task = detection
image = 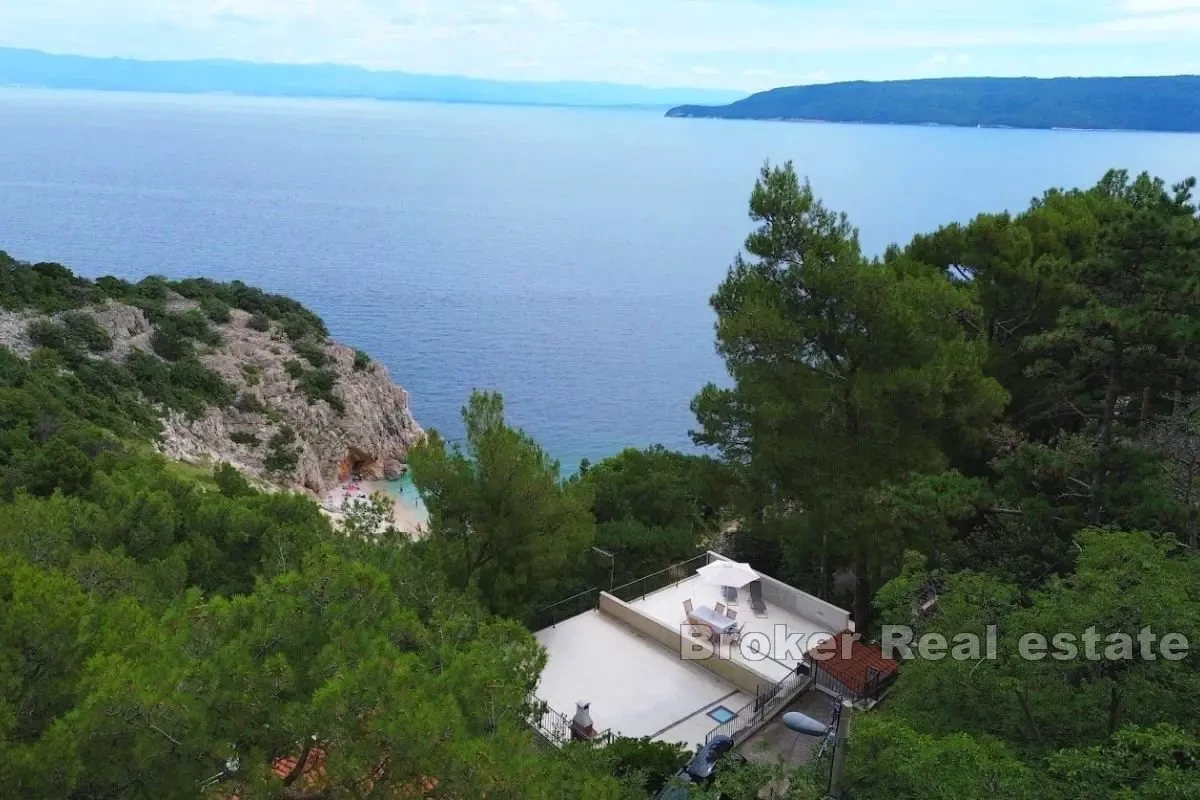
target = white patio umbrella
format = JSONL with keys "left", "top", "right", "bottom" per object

{"left": 696, "top": 560, "right": 758, "bottom": 588}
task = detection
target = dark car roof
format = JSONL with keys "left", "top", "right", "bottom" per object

{"left": 685, "top": 735, "right": 735, "bottom": 780}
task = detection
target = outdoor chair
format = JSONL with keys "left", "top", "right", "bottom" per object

{"left": 749, "top": 580, "right": 768, "bottom": 618}
{"left": 683, "top": 598, "right": 694, "bottom": 616}
{"left": 725, "top": 608, "right": 737, "bottom": 620}
{"left": 722, "top": 585, "right": 739, "bottom": 605}
{"left": 714, "top": 602, "right": 726, "bottom": 615}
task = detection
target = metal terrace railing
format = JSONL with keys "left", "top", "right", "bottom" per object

{"left": 526, "top": 587, "right": 600, "bottom": 631}
{"left": 526, "top": 695, "right": 614, "bottom": 748}
{"left": 609, "top": 552, "right": 715, "bottom": 603}
{"left": 528, "top": 696, "right": 574, "bottom": 746}
{"left": 705, "top": 669, "right": 812, "bottom": 745}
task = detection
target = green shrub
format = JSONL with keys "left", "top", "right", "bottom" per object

{"left": 247, "top": 313, "right": 271, "bottom": 332}
{"left": 127, "top": 349, "right": 234, "bottom": 418}
{"left": 230, "top": 431, "right": 260, "bottom": 447}
{"left": 213, "top": 462, "right": 254, "bottom": 497}
{"left": 241, "top": 364, "right": 262, "bottom": 386}
{"left": 293, "top": 339, "right": 328, "bottom": 368}
{"left": 62, "top": 312, "right": 113, "bottom": 353}
{"left": 28, "top": 314, "right": 113, "bottom": 361}
{"left": 151, "top": 310, "right": 224, "bottom": 361}
{"left": 598, "top": 737, "right": 692, "bottom": 796}
{"left": 199, "top": 296, "right": 232, "bottom": 324}
{"left": 136, "top": 275, "right": 170, "bottom": 300}
{"left": 168, "top": 359, "right": 235, "bottom": 409}
{"left": 74, "top": 358, "right": 137, "bottom": 396}
{"left": 268, "top": 425, "right": 296, "bottom": 449}
{"left": 283, "top": 360, "right": 306, "bottom": 380}
{"left": 168, "top": 309, "right": 222, "bottom": 347}
{"left": 353, "top": 350, "right": 371, "bottom": 371}
{"left": 0, "top": 256, "right": 99, "bottom": 312}
{"left": 150, "top": 327, "right": 193, "bottom": 362}
{"left": 281, "top": 312, "right": 324, "bottom": 343}
{"left": 26, "top": 320, "right": 71, "bottom": 353}
{"left": 127, "top": 278, "right": 170, "bottom": 322}
{"left": 298, "top": 369, "right": 343, "bottom": 413}
{"left": 300, "top": 369, "right": 335, "bottom": 395}
{"left": 93, "top": 276, "right": 128, "bottom": 299}
{"left": 131, "top": 296, "right": 167, "bottom": 323}
{"left": 264, "top": 425, "right": 300, "bottom": 475}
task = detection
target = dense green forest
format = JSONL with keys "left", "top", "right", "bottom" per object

{"left": 3, "top": 161, "right": 1200, "bottom": 798}
{"left": 666, "top": 76, "right": 1200, "bottom": 132}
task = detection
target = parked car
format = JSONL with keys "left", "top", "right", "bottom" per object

{"left": 655, "top": 736, "right": 747, "bottom": 799}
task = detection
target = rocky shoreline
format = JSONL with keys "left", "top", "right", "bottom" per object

{"left": 0, "top": 297, "right": 425, "bottom": 497}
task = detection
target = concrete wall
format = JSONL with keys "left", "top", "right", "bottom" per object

{"left": 598, "top": 592, "right": 770, "bottom": 696}
{"left": 706, "top": 551, "right": 853, "bottom": 635}
{"left": 758, "top": 573, "right": 852, "bottom": 634}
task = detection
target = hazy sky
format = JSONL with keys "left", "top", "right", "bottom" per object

{"left": 4, "top": 0, "right": 1200, "bottom": 91}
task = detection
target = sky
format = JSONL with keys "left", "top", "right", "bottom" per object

{"left": 4, "top": 0, "right": 1200, "bottom": 92}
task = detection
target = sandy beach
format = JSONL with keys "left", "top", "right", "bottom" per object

{"left": 321, "top": 478, "right": 430, "bottom": 537}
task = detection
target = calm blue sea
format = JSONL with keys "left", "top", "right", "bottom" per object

{"left": 3, "top": 89, "right": 1200, "bottom": 470}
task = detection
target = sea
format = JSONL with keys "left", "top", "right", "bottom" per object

{"left": 3, "top": 88, "right": 1200, "bottom": 473}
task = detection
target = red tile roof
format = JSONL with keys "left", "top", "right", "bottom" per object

{"left": 811, "top": 631, "right": 899, "bottom": 695}
{"left": 271, "top": 746, "right": 327, "bottom": 787}
{"left": 223, "top": 744, "right": 438, "bottom": 799}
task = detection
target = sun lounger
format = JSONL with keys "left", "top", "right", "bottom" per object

{"left": 749, "top": 580, "right": 768, "bottom": 618}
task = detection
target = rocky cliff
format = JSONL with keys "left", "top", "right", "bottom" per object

{"left": 0, "top": 297, "right": 424, "bottom": 496}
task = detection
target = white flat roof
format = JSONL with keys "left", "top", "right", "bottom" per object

{"left": 534, "top": 609, "right": 752, "bottom": 750}
{"left": 626, "top": 574, "right": 836, "bottom": 679}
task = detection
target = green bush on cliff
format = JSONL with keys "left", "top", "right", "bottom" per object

{"left": 281, "top": 311, "right": 324, "bottom": 342}
{"left": 298, "top": 368, "right": 343, "bottom": 413}
{"left": 62, "top": 311, "right": 113, "bottom": 353}
{"left": 126, "top": 349, "right": 234, "bottom": 418}
{"left": 26, "top": 319, "right": 74, "bottom": 354}
{"left": 283, "top": 359, "right": 305, "bottom": 379}
{"left": 25, "top": 314, "right": 113, "bottom": 362}
{"left": 0, "top": 253, "right": 100, "bottom": 312}
{"left": 230, "top": 430, "right": 260, "bottom": 447}
{"left": 293, "top": 338, "right": 328, "bottom": 367}
{"left": 247, "top": 312, "right": 271, "bottom": 332}
{"left": 199, "top": 295, "right": 232, "bottom": 323}
{"left": 149, "top": 326, "right": 193, "bottom": 361}
{"left": 264, "top": 424, "right": 300, "bottom": 475}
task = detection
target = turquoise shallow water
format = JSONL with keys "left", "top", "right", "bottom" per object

{"left": 364, "top": 474, "right": 430, "bottom": 522}
{"left": 3, "top": 90, "right": 1200, "bottom": 470}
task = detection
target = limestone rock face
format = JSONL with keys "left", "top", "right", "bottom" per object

{"left": 0, "top": 301, "right": 424, "bottom": 497}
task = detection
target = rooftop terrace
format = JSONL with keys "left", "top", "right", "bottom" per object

{"left": 532, "top": 552, "right": 852, "bottom": 750}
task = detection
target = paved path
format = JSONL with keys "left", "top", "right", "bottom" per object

{"left": 737, "top": 690, "right": 837, "bottom": 770}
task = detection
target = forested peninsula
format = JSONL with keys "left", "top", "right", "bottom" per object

{"left": 3, "top": 163, "right": 1200, "bottom": 798}
{"left": 667, "top": 75, "right": 1200, "bottom": 132}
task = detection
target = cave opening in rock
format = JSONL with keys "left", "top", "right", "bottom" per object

{"left": 339, "top": 448, "right": 383, "bottom": 482}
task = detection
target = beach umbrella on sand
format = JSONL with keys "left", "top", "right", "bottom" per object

{"left": 696, "top": 560, "right": 758, "bottom": 588}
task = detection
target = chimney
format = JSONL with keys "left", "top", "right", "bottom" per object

{"left": 571, "top": 700, "right": 595, "bottom": 741}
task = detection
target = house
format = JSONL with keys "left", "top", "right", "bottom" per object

{"left": 531, "top": 552, "right": 855, "bottom": 750}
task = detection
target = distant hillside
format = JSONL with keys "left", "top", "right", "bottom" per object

{"left": 666, "top": 76, "right": 1200, "bottom": 132}
{"left": 0, "top": 47, "right": 744, "bottom": 109}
